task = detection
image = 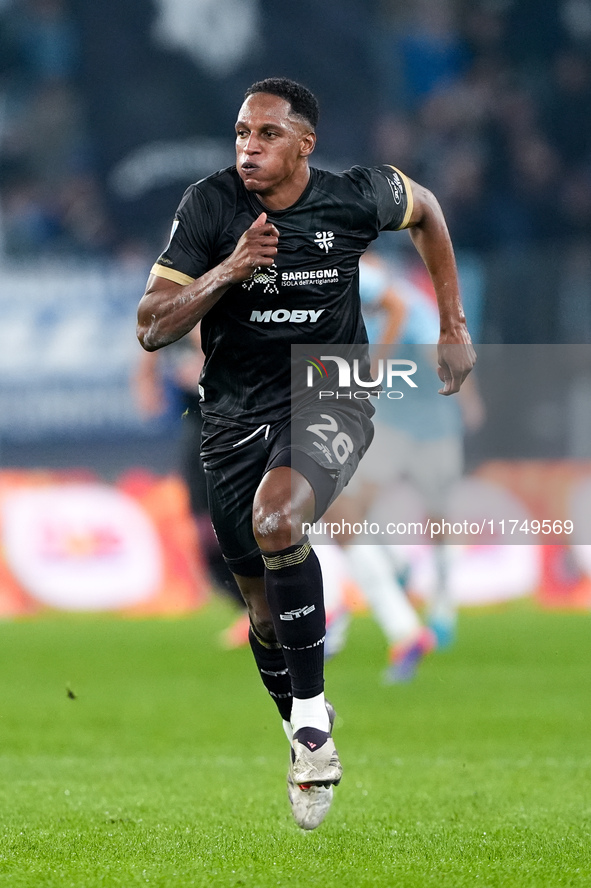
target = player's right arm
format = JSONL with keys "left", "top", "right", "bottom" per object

{"left": 137, "top": 212, "right": 279, "bottom": 351}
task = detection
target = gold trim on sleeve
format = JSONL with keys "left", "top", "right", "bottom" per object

{"left": 388, "top": 166, "right": 414, "bottom": 230}
{"left": 150, "top": 263, "right": 195, "bottom": 286}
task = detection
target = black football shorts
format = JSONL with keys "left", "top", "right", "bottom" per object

{"left": 200, "top": 401, "right": 374, "bottom": 577}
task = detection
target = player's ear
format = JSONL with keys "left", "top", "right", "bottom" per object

{"left": 300, "top": 132, "right": 316, "bottom": 157}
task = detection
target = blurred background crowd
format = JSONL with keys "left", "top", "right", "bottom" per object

{"left": 1, "top": 0, "right": 590, "bottom": 325}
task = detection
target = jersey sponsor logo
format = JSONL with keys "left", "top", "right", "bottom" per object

{"left": 242, "top": 263, "right": 279, "bottom": 295}
{"left": 314, "top": 230, "right": 334, "bottom": 252}
{"left": 249, "top": 309, "right": 325, "bottom": 323}
{"left": 281, "top": 268, "right": 339, "bottom": 287}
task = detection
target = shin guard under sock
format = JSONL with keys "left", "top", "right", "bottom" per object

{"left": 248, "top": 625, "right": 292, "bottom": 721}
{"left": 261, "top": 539, "right": 326, "bottom": 700}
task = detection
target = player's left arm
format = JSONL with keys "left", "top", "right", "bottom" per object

{"left": 404, "top": 180, "right": 476, "bottom": 395}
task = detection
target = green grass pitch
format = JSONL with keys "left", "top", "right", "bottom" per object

{"left": 0, "top": 599, "right": 589, "bottom": 887}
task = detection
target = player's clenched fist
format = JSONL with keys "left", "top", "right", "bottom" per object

{"left": 437, "top": 338, "right": 477, "bottom": 395}
{"left": 225, "top": 212, "right": 279, "bottom": 282}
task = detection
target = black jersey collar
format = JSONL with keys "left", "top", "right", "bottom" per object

{"left": 243, "top": 167, "right": 317, "bottom": 218}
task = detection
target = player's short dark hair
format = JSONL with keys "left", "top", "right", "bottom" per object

{"left": 244, "top": 78, "right": 319, "bottom": 130}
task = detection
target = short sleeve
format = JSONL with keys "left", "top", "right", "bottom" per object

{"left": 150, "top": 184, "right": 216, "bottom": 285}
{"left": 369, "top": 165, "right": 414, "bottom": 232}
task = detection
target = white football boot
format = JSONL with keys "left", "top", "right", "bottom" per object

{"left": 287, "top": 701, "right": 339, "bottom": 830}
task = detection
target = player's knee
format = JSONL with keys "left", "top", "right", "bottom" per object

{"left": 252, "top": 500, "right": 293, "bottom": 551}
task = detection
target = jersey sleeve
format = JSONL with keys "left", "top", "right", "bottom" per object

{"left": 150, "top": 184, "right": 217, "bottom": 286}
{"left": 367, "top": 165, "right": 414, "bottom": 232}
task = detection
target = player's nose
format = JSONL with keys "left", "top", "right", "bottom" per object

{"left": 244, "top": 134, "right": 261, "bottom": 154}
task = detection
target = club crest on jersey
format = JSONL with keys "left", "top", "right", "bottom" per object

{"left": 242, "top": 263, "right": 279, "bottom": 295}
{"left": 314, "top": 231, "right": 334, "bottom": 252}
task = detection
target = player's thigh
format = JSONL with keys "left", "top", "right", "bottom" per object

{"left": 289, "top": 402, "right": 375, "bottom": 519}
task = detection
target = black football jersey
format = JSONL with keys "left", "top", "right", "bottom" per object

{"left": 151, "top": 164, "right": 413, "bottom": 426}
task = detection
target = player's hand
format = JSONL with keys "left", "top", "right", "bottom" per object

{"left": 437, "top": 330, "right": 476, "bottom": 395}
{"left": 225, "top": 212, "right": 279, "bottom": 283}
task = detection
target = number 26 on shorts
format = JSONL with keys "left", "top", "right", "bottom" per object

{"left": 306, "top": 414, "right": 354, "bottom": 465}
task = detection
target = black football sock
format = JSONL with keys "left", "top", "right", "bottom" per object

{"left": 248, "top": 624, "right": 292, "bottom": 721}
{"left": 261, "top": 538, "right": 326, "bottom": 700}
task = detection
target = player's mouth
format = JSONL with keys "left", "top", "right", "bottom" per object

{"left": 241, "top": 162, "right": 260, "bottom": 176}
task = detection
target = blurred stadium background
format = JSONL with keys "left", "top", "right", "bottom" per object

{"left": 1, "top": 0, "right": 591, "bottom": 616}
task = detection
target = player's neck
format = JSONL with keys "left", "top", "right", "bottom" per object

{"left": 255, "top": 167, "right": 311, "bottom": 212}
